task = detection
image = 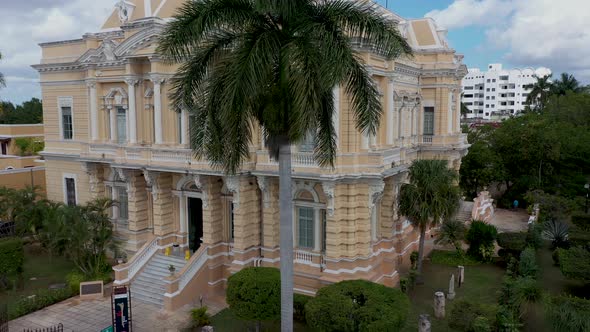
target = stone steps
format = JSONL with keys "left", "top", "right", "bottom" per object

{"left": 131, "top": 254, "right": 187, "bottom": 307}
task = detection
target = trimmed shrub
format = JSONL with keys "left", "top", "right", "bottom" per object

{"left": 448, "top": 299, "right": 497, "bottom": 331}
{"left": 518, "top": 248, "right": 538, "bottom": 278}
{"left": 8, "top": 288, "right": 72, "bottom": 320}
{"left": 66, "top": 271, "right": 85, "bottom": 295}
{"left": 305, "top": 280, "right": 409, "bottom": 332}
{"left": 525, "top": 223, "right": 542, "bottom": 250}
{"left": 558, "top": 247, "right": 590, "bottom": 282}
{"left": 497, "top": 232, "right": 527, "bottom": 258}
{"left": 545, "top": 296, "right": 590, "bottom": 332}
{"left": 293, "top": 293, "right": 311, "bottom": 322}
{"left": 466, "top": 221, "right": 498, "bottom": 261}
{"left": 0, "top": 237, "right": 24, "bottom": 287}
{"left": 569, "top": 227, "right": 590, "bottom": 248}
{"left": 571, "top": 213, "right": 590, "bottom": 232}
{"left": 190, "top": 306, "right": 211, "bottom": 327}
{"left": 226, "top": 267, "right": 280, "bottom": 323}
{"left": 410, "top": 251, "right": 419, "bottom": 269}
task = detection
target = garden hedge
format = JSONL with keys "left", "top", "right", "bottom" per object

{"left": 558, "top": 247, "right": 590, "bottom": 282}
{"left": 9, "top": 288, "right": 72, "bottom": 320}
{"left": 448, "top": 299, "right": 497, "bottom": 331}
{"left": 0, "top": 237, "right": 24, "bottom": 276}
{"left": 571, "top": 213, "right": 590, "bottom": 232}
{"left": 546, "top": 295, "right": 590, "bottom": 332}
{"left": 496, "top": 232, "right": 527, "bottom": 253}
{"left": 305, "top": 279, "right": 409, "bottom": 332}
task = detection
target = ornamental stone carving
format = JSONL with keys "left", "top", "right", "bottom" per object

{"left": 115, "top": 1, "right": 135, "bottom": 24}
{"left": 224, "top": 176, "right": 240, "bottom": 209}
{"left": 256, "top": 176, "right": 271, "bottom": 209}
{"left": 143, "top": 169, "right": 159, "bottom": 195}
{"left": 369, "top": 180, "right": 385, "bottom": 210}
{"left": 82, "top": 162, "right": 100, "bottom": 193}
{"left": 321, "top": 182, "right": 336, "bottom": 217}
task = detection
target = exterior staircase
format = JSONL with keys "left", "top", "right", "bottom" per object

{"left": 456, "top": 201, "right": 474, "bottom": 224}
{"left": 131, "top": 254, "right": 187, "bottom": 306}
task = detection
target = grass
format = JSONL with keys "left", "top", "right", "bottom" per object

{"left": 0, "top": 244, "right": 75, "bottom": 307}
{"left": 401, "top": 257, "right": 505, "bottom": 332}
{"left": 430, "top": 249, "right": 482, "bottom": 266}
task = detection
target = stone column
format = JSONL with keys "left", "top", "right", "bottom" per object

{"left": 387, "top": 78, "right": 395, "bottom": 145}
{"left": 82, "top": 162, "right": 104, "bottom": 199}
{"left": 125, "top": 79, "right": 139, "bottom": 144}
{"left": 447, "top": 274, "right": 456, "bottom": 300}
{"left": 369, "top": 181, "right": 385, "bottom": 242}
{"left": 153, "top": 173, "right": 174, "bottom": 236}
{"left": 109, "top": 106, "right": 117, "bottom": 143}
{"left": 258, "top": 176, "right": 279, "bottom": 250}
{"left": 87, "top": 81, "right": 98, "bottom": 141}
{"left": 434, "top": 292, "right": 446, "bottom": 319}
{"left": 448, "top": 89, "right": 454, "bottom": 135}
{"left": 227, "top": 175, "right": 261, "bottom": 251}
{"left": 181, "top": 109, "right": 189, "bottom": 146}
{"left": 151, "top": 76, "right": 165, "bottom": 145}
{"left": 419, "top": 314, "right": 431, "bottom": 332}
{"left": 458, "top": 265, "right": 465, "bottom": 286}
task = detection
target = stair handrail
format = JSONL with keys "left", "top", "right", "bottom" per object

{"left": 175, "top": 245, "right": 209, "bottom": 291}
{"left": 113, "top": 235, "right": 159, "bottom": 284}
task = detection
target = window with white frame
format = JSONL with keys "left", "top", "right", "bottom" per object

{"left": 64, "top": 177, "right": 76, "bottom": 206}
{"left": 107, "top": 172, "right": 129, "bottom": 225}
{"left": 59, "top": 97, "right": 74, "bottom": 140}
{"left": 294, "top": 187, "right": 326, "bottom": 251}
{"left": 423, "top": 107, "right": 434, "bottom": 136}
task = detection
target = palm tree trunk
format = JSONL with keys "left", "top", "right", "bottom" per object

{"left": 416, "top": 224, "right": 427, "bottom": 283}
{"left": 278, "top": 142, "right": 294, "bottom": 332}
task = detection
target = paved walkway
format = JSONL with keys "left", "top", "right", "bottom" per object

{"left": 9, "top": 291, "right": 227, "bottom": 332}
{"left": 489, "top": 208, "right": 530, "bottom": 233}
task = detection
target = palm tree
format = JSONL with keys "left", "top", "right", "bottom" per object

{"left": 0, "top": 52, "right": 5, "bottom": 88}
{"left": 551, "top": 72, "right": 583, "bottom": 96}
{"left": 399, "top": 160, "right": 460, "bottom": 278}
{"left": 525, "top": 74, "right": 552, "bottom": 110}
{"left": 157, "top": 1, "right": 412, "bottom": 329}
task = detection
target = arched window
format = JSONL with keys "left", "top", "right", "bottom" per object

{"left": 293, "top": 185, "right": 326, "bottom": 252}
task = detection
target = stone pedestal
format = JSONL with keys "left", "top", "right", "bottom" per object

{"left": 447, "top": 274, "right": 456, "bottom": 300}
{"left": 458, "top": 265, "right": 465, "bottom": 286}
{"left": 434, "top": 291, "right": 446, "bottom": 319}
{"left": 419, "top": 314, "right": 431, "bottom": 332}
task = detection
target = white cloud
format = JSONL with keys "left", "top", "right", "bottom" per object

{"left": 0, "top": 0, "right": 115, "bottom": 104}
{"left": 425, "top": 0, "right": 590, "bottom": 82}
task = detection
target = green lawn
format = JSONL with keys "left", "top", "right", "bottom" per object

{"left": 401, "top": 258, "right": 505, "bottom": 332}
{"left": 0, "top": 244, "right": 75, "bottom": 307}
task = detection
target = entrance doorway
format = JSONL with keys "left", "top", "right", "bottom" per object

{"left": 187, "top": 197, "right": 203, "bottom": 252}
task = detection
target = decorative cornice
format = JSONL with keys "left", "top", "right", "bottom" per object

{"left": 256, "top": 176, "right": 271, "bottom": 209}
{"left": 369, "top": 180, "right": 385, "bottom": 209}
{"left": 143, "top": 169, "right": 159, "bottom": 195}
{"left": 225, "top": 176, "right": 241, "bottom": 209}
{"left": 321, "top": 182, "right": 335, "bottom": 217}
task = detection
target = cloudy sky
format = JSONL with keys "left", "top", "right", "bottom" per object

{"left": 0, "top": 0, "right": 589, "bottom": 104}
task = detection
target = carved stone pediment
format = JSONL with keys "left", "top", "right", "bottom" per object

{"left": 79, "top": 39, "right": 120, "bottom": 63}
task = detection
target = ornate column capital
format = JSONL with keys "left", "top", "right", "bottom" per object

{"left": 143, "top": 169, "right": 159, "bottom": 195}
{"left": 256, "top": 176, "right": 271, "bottom": 209}
{"left": 225, "top": 176, "right": 241, "bottom": 209}
{"left": 86, "top": 80, "right": 97, "bottom": 89}
{"left": 368, "top": 180, "right": 385, "bottom": 210}
{"left": 125, "top": 78, "right": 139, "bottom": 86}
{"left": 321, "top": 181, "right": 336, "bottom": 217}
{"left": 149, "top": 75, "right": 166, "bottom": 85}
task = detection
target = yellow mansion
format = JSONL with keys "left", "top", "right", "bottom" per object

{"left": 34, "top": 0, "right": 468, "bottom": 310}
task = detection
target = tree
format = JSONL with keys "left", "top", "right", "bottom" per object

{"left": 399, "top": 160, "right": 460, "bottom": 277}
{"left": 305, "top": 279, "right": 409, "bottom": 332}
{"left": 552, "top": 72, "right": 584, "bottom": 96}
{"left": 226, "top": 267, "right": 280, "bottom": 331}
{"left": 0, "top": 98, "right": 43, "bottom": 124}
{"left": 156, "top": 1, "right": 412, "bottom": 329}
{"left": 525, "top": 74, "right": 552, "bottom": 111}
{"left": 435, "top": 219, "right": 466, "bottom": 253}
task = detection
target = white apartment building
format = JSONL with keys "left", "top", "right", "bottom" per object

{"left": 462, "top": 64, "right": 551, "bottom": 121}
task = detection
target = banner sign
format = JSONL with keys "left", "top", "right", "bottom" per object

{"left": 111, "top": 285, "right": 132, "bottom": 332}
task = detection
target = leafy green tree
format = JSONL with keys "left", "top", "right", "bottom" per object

{"left": 0, "top": 237, "right": 24, "bottom": 289}
{"left": 226, "top": 267, "right": 280, "bottom": 331}
{"left": 305, "top": 280, "right": 409, "bottom": 332}
{"left": 157, "top": 1, "right": 411, "bottom": 328}
{"left": 552, "top": 72, "right": 584, "bottom": 96}
{"left": 0, "top": 98, "right": 43, "bottom": 124}
{"left": 0, "top": 186, "right": 47, "bottom": 235}
{"left": 399, "top": 160, "right": 460, "bottom": 276}
{"left": 465, "top": 220, "right": 497, "bottom": 261}
{"left": 525, "top": 74, "right": 553, "bottom": 111}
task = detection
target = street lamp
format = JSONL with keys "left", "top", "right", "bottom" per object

{"left": 585, "top": 183, "right": 589, "bottom": 214}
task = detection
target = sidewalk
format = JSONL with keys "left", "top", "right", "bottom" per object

{"left": 8, "top": 292, "right": 225, "bottom": 332}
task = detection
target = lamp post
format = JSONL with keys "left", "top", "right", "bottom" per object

{"left": 585, "top": 183, "right": 589, "bottom": 214}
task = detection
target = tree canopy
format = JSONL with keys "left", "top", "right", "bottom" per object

{"left": 0, "top": 98, "right": 43, "bottom": 124}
